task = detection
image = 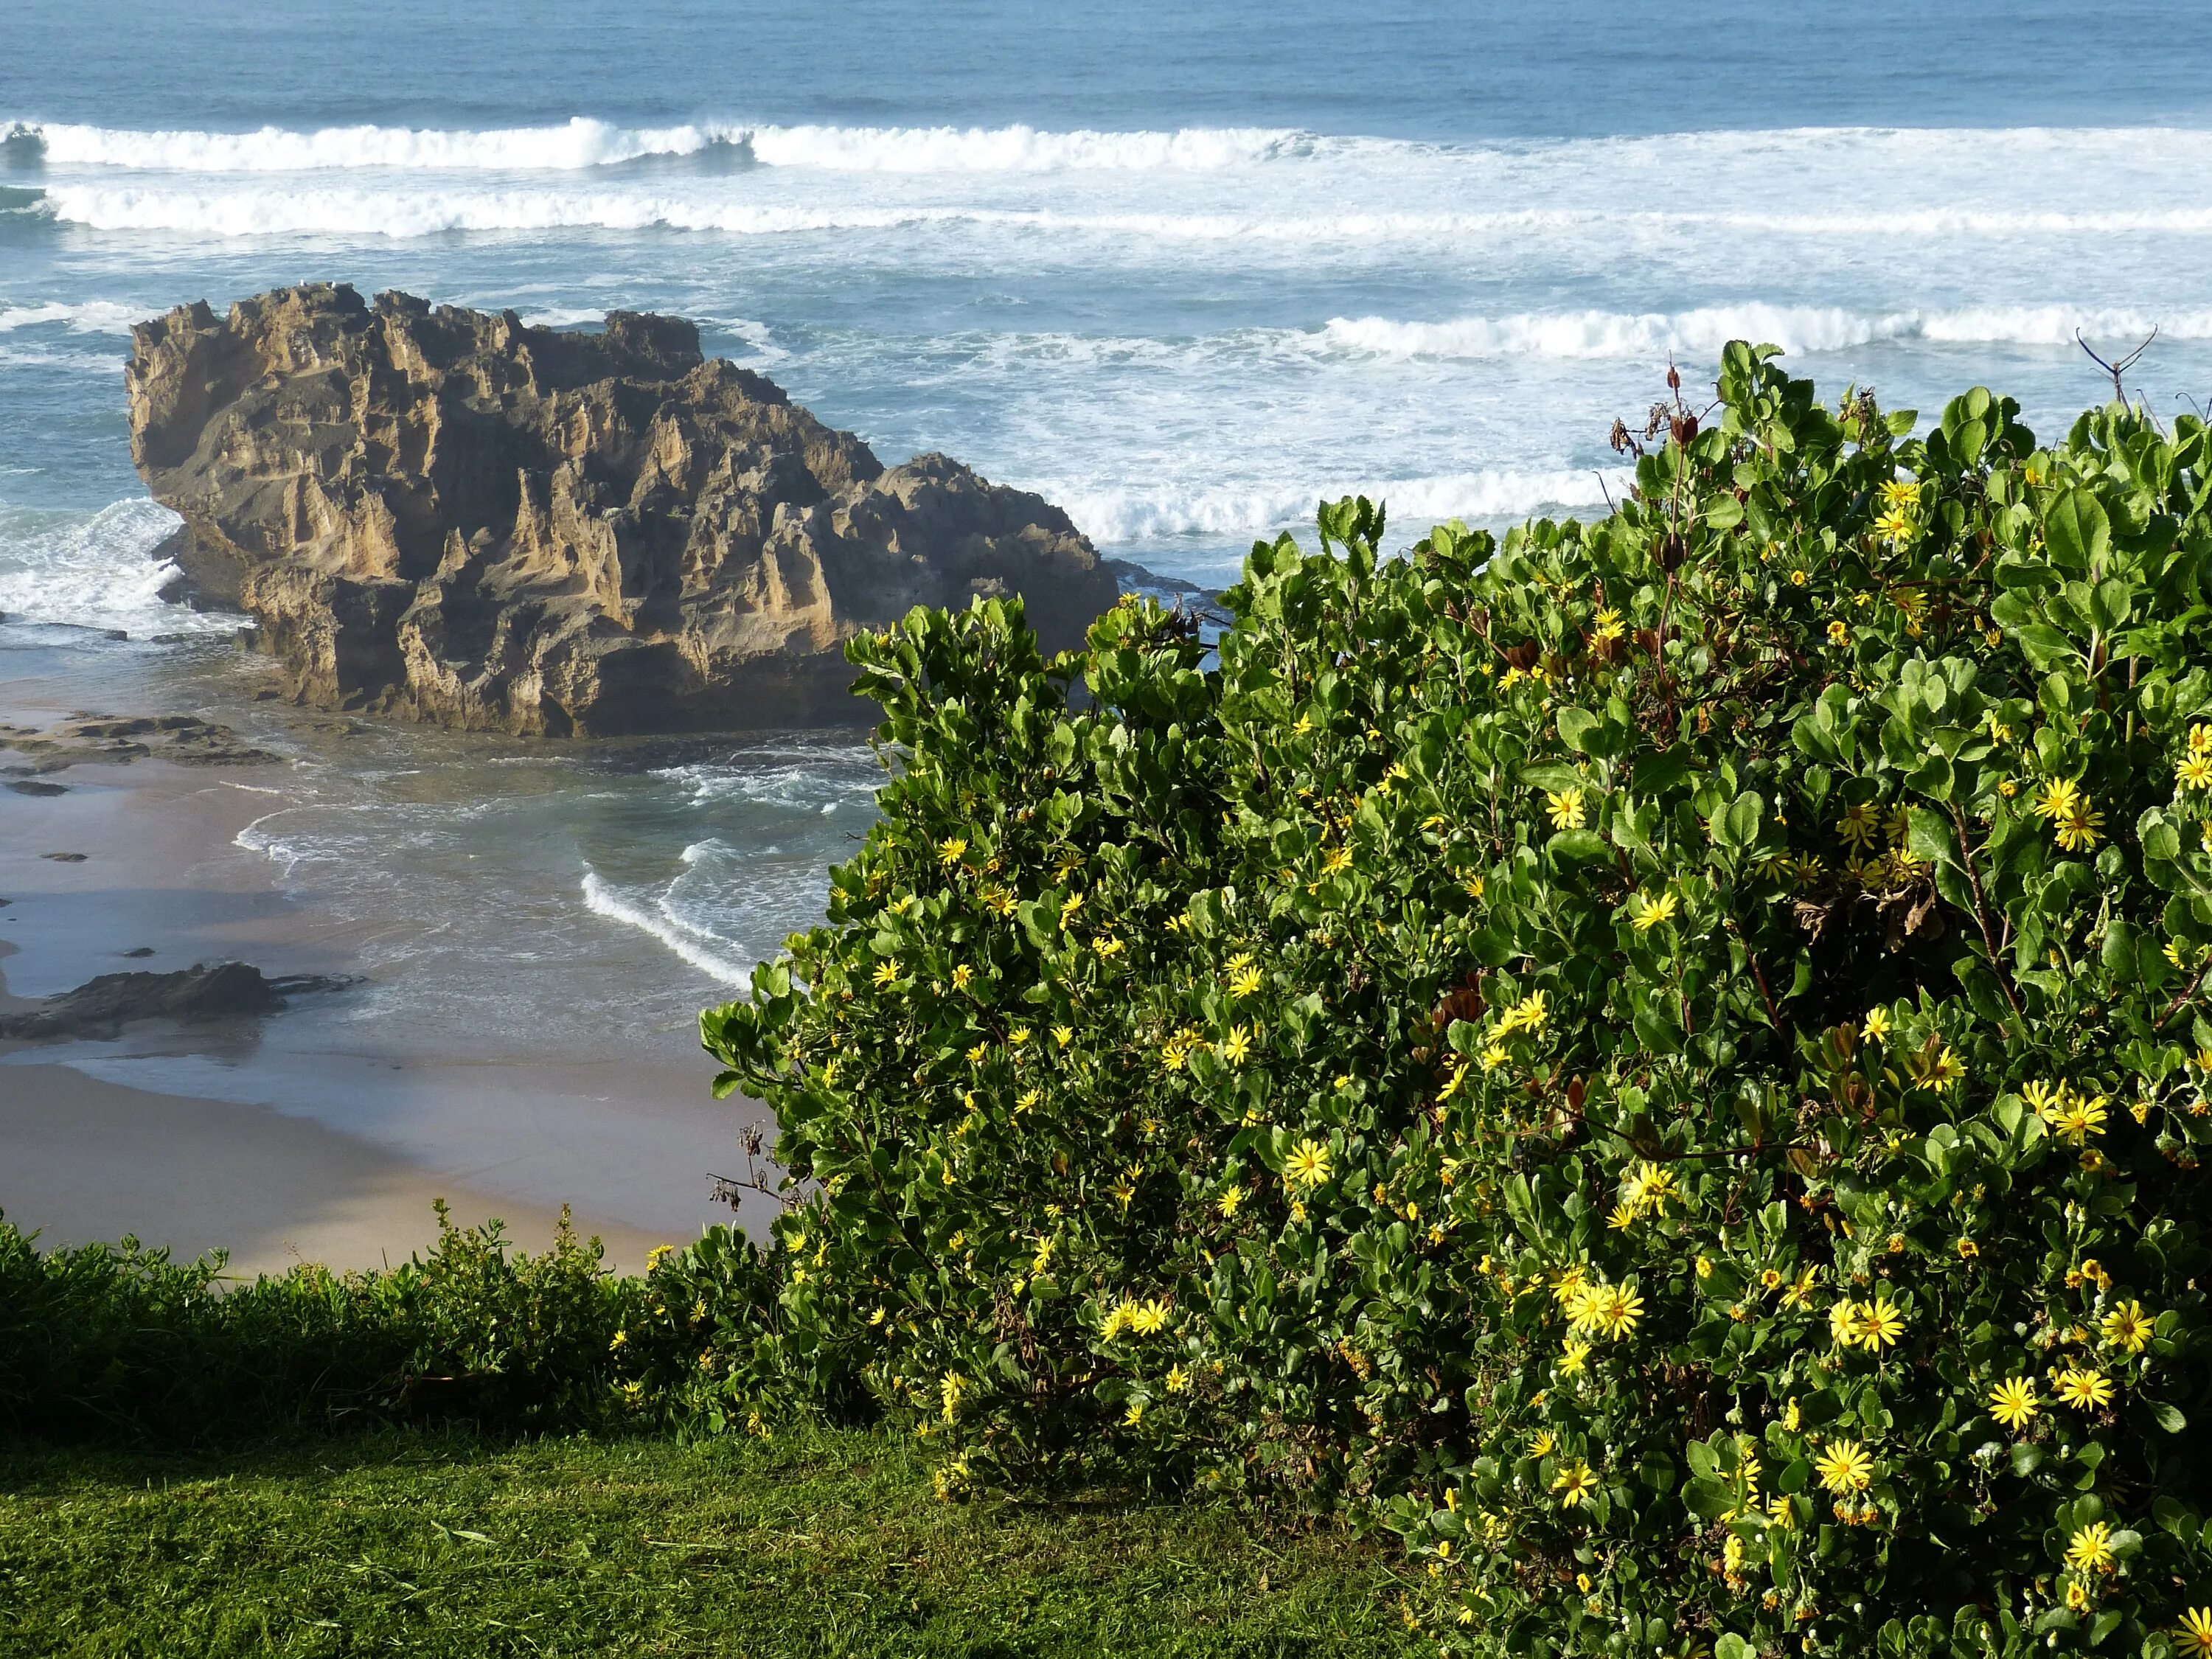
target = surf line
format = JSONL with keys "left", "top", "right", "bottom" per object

{"left": 579, "top": 863, "right": 753, "bottom": 988}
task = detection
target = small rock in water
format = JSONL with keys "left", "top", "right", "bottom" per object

{"left": 0, "top": 961, "right": 351, "bottom": 1041}
{"left": 6, "top": 779, "right": 66, "bottom": 796}
{"left": 41, "top": 852, "right": 88, "bottom": 862}
{"left": 122, "top": 946, "right": 155, "bottom": 958}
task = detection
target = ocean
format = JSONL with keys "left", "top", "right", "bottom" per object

{"left": 6, "top": 0, "right": 2212, "bottom": 1237}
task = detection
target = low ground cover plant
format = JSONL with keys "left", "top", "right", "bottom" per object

{"left": 0, "top": 1203, "right": 782, "bottom": 1439}
{"left": 703, "top": 348, "right": 2212, "bottom": 1656}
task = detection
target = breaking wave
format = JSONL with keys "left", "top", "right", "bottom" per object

{"left": 4, "top": 116, "right": 1318, "bottom": 175}
{"left": 0, "top": 299, "right": 145, "bottom": 333}
{"left": 0, "top": 497, "right": 234, "bottom": 636}
{"left": 1320, "top": 305, "right": 2212, "bottom": 361}
{"left": 1054, "top": 467, "right": 1627, "bottom": 544}
{"left": 580, "top": 863, "right": 754, "bottom": 988}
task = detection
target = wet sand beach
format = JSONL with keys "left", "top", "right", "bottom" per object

{"left": 0, "top": 647, "right": 790, "bottom": 1273}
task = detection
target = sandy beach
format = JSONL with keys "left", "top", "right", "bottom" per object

{"left": 0, "top": 652, "right": 781, "bottom": 1276}
{"left": 0, "top": 1059, "right": 678, "bottom": 1275}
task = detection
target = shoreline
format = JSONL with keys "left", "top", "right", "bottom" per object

{"left": 0, "top": 658, "right": 780, "bottom": 1275}
{"left": 0, "top": 1059, "right": 678, "bottom": 1276}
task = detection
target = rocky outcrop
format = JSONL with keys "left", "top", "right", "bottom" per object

{"left": 128, "top": 285, "right": 1118, "bottom": 735}
{"left": 0, "top": 713, "right": 279, "bottom": 771}
{"left": 0, "top": 963, "right": 348, "bottom": 1042}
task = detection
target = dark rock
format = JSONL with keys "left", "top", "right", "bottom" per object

{"left": 6, "top": 779, "right": 66, "bottom": 796}
{"left": 40, "top": 852, "right": 87, "bottom": 863}
{"left": 128, "top": 284, "right": 1118, "bottom": 735}
{"left": 0, "top": 712, "right": 279, "bottom": 770}
{"left": 122, "top": 947, "right": 155, "bottom": 958}
{"left": 0, "top": 961, "right": 349, "bottom": 1041}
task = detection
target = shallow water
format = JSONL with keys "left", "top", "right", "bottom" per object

{"left": 4, "top": 2, "right": 2212, "bottom": 1189}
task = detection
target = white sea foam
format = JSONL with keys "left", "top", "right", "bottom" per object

{"left": 234, "top": 807, "right": 321, "bottom": 871}
{"left": 652, "top": 749, "right": 879, "bottom": 813}
{"left": 1053, "top": 467, "right": 1624, "bottom": 545}
{"left": 580, "top": 865, "right": 753, "bottom": 987}
{"left": 42, "top": 178, "right": 2212, "bottom": 246}
{"left": 1318, "top": 305, "right": 2212, "bottom": 362}
{"left": 5, "top": 116, "right": 1314, "bottom": 175}
{"left": 0, "top": 299, "right": 144, "bottom": 333}
{"left": 16, "top": 116, "right": 731, "bottom": 173}
{"left": 16, "top": 117, "right": 2212, "bottom": 181}
{"left": 740, "top": 122, "right": 1313, "bottom": 173}
{"left": 0, "top": 497, "right": 234, "bottom": 636}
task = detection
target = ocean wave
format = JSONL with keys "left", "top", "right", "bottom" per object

{"left": 653, "top": 748, "right": 879, "bottom": 813}
{"left": 0, "top": 496, "right": 235, "bottom": 635}
{"left": 4, "top": 116, "right": 1315, "bottom": 175}
{"left": 1320, "top": 304, "right": 2212, "bottom": 362}
{"left": 1053, "top": 467, "right": 1625, "bottom": 545}
{"left": 0, "top": 299, "right": 144, "bottom": 333}
{"left": 580, "top": 864, "right": 753, "bottom": 987}
{"left": 38, "top": 178, "right": 2212, "bottom": 245}
{"left": 16, "top": 116, "right": 2212, "bottom": 181}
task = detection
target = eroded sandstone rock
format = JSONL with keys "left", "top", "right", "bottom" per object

{"left": 129, "top": 285, "right": 1118, "bottom": 734}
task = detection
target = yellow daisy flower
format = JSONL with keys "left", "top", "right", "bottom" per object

{"left": 1551, "top": 1459, "right": 1598, "bottom": 1509}
{"left": 1856, "top": 1294, "right": 1906, "bottom": 1350}
{"left": 2055, "top": 1366, "right": 2115, "bottom": 1411}
{"left": 2100, "top": 1300, "right": 2153, "bottom": 1354}
{"left": 1283, "top": 1138, "right": 1332, "bottom": 1190}
{"left": 2065, "top": 1521, "right": 2115, "bottom": 1573}
{"left": 1988, "top": 1377, "right": 2038, "bottom": 1430}
{"left": 1815, "top": 1440, "right": 1874, "bottom": 1495}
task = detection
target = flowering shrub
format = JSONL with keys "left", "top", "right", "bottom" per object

{"left": 704, "top": 346, "right": 2212, "bottom": 1656}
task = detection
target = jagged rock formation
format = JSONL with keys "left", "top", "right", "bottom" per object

{"left": 127, "top": 285, "right": 1118, "bottom": 734}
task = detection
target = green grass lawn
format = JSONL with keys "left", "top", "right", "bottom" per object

{"left": 0, "top": 1428, "right": 1428, "bottom": 1658}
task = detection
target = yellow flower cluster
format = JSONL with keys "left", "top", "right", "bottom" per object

{"left": 1563, "top": 1276, "right": 1645, "bottom": 1340}
{"left": 1828, "top": 1293, "right": 1906, "bottom": 1351}
{"left": 2021, "top": 1079, "right": 2109, "bottom": 1144}
{"left": 2179, "top": 724, "right": 2212, "bottom": 790}
{"left": 1606, "top": 1161, "right": 1679, "bottom": 1231}
{"left": 1494, "top": 990, "right": 1548, "bottom": 1037}
{"left": 1099, "top": 1295, "right": 1171, "bottom": 1339}
{"left": 2032, "top": 776, "right": 2104, "bottom": 852}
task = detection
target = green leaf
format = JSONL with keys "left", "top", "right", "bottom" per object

{"left": 2043, "top": 488, "right": 2112, "bottom": 571}
{"left": 1555, "top": 705, "right": 1601, "bottom": 754}
{"left": 1520, "top": 761, "right": 1586, "bottom": 793}
{"left": 1683, "top": 1475, "right": 1735, "bottom": 1520}
{"left": 1547, "top": 829, "right": 1612, "bottom": 864}
{"left": 1714, "top": 791, "right": 1764, "bottom": 854}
